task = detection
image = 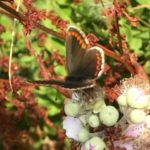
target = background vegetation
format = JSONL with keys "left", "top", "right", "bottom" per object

{"left": 0, "top": 0, "right": 150, "bottom": 149}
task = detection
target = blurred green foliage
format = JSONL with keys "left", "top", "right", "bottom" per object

{"left": 0, "top": 0, "right": 150, "bottom": 149}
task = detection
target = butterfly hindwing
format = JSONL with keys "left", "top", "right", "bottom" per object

{"left": 79, "top": 47, "right": 104, "bottom": 79}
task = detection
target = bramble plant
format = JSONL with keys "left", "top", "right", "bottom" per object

{"left": 0, "top": 0, "right": 150, "bottom": 150}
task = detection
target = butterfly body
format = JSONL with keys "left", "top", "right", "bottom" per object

{"left": 31, "top": 26, "right": 105, "bottom": 90}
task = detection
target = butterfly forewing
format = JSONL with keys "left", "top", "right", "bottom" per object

{"left": 65, "top": 26, "right": 89, "bottom": 76}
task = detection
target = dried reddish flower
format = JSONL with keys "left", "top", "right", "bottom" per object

{"left": 0, "top": 54, "right": 9, "bottom": 72}
{"left": 103, "top": 64, "right": 110, "bottom": 75}
{"left": 48, "top": 11, "right": 70, "bottom": 35}
{"left": 51, "top": 50, "right": 65, "bottom": 65}
{"left": 25, "top": 37, "right": 50, "bottom": 79}
{"left": 105, "top": 88, "right": 118, "bottom": 103}
{"left": 22, "top": 4, "right": 46, "bottom": 35}
{"left": 0, "top": 24, "right": 6, "bottom": 34}
{"left": 94, "top": 0, "right": 99, "bottom": 3}
{"left": 87, "top": 33, "right": 99, "bottom": 47}
{"left": 23, "top": 0, "right": 34, "bottom": 5}
{"left": 37, "top": 32, "right": 48, "bottom": 47}
{"left": 56, "top": 130, "right": 66, "bottom": 150}
{"left": 105, "top": 125, "right": 123, "bottom": 149}
{"left": 0, "top": 38, "right": 5, "bottom": 47}
{"left": 11, "top": 76, "right": 23, "bottom": 92}
{"left": 0, "top": 0, "right": 14, "bottom": 3}
{"left": 73, "top": 0, "right": 82, "bottom": 5}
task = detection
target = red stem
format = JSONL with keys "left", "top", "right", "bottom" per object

{"left": 0, "top": 1, "right": 65, "bottom": 39}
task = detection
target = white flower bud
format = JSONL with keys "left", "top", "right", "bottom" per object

{"left": 145, "top": 115, "right": 150, "bottom": 128}
{"left": 93, "top": 100, "right": 106, "bottom": 113}
{"left": 87, "top": 114, "right": 100, "bottom": 128}
{"left": 130, "top": 109, "right": 146, "bottom": 123}
{"left": 117, "top": 94, "right": 127, "bottom": 106}
{"left": 78, "top": 128, "right": 90, "bottom": 143}
{"left": 127, "top": 88, "right": 148, "bottom": 108}
{"left": 79, "top": 115, "right": 87, "bottom": 125}
{"left": 85, "top": 136, "right": 106, "bottom": 150}
{"left": 64, "top": 99, "right": 80, "bottom": 116}
{"left": 99, "top": 106, "right": 119, "bottom": 126}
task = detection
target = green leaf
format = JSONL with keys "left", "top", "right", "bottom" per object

{"left": 47, "top": 37, "right": 65, "bottom": 56}
{"left": 130, "top": 38, "right": 142, "bottom": 54}
{"left": 136, "top": 0, "right": 150, "bottom": 5}
{"left": 47, "top": 106, "right": 60, "bottom": 116}
{"left": 44, "top": 125, "right": 56, "bottom": 135}
{"left": 144, "top": 61, "right": 150, "bottom": 75}
{"left": 8, "top": 91, "right": 13, "bottom": 100}
{"left": 54, "top": 65, "right": 66, "bottom": 76}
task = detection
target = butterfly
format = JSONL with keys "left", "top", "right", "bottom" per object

{"left": 31, "top": 26, "right": 105, "bottom": 90}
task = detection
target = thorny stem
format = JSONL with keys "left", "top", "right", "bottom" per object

{"left": 0, "top": 78, "right": 72, "bottom": 98}
{"left": 0, "top": 1, "right": 136, "bottom": 75}
{"left": 113, "top": 0, "right": 123, "bottom": 54}
{"left": 0, "top": 1, "right": 65, "bottom": 39}
{"left": 100, "top": 0, "right": 112, "bottom": 26}
{"left": 114, "top": 13, "right": 123, "bottom": 54}
{"left": 129, "top": 4, "right": 150, "bottom": 12}
{"left": 96, "top": 44, "right": 135, "bottom": 75}
{"left": 136, "top": 17, "right": 150, "bottom": 29}
{"left": 130, "top": 56, "right": 149, "bottom": 80}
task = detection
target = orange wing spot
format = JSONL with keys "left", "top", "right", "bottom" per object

{"left": 97, "top": 61, "right": 100, "bottom": 65}
{"left": 95, "top": 71, "right": 99, "bottom": 76}
{"left": 74, "top": 33, "right": 78, "bottom": 37}
{"left": 96, "top": 65, "right": 100, "bottom": 71}
{"left": 97, "top": 57, "right": 100, "bottom": 61}
{"left": 97, "top": 54, "right": 101, "bottom": 61}
{"left": 68, "top": 32, "right": 71, "bottom": 36}
{"left": 80, "top": 40, "right": 83, "bottom": 44}
{"left": 72, "top": 32, "right": 75, "bottom": 35}
{"left": 94, "top": 53, "right": 102, "bottom": 77}
{"left": 77, "top": 35, "right": 81, "bottom": 40}
{"left": 82, "top": 43, "right": 86, "bottom": 49}
{"left": 96, "top": 53, "right": 100, "bottom": 58}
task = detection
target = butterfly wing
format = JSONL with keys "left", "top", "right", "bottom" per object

{"left": 28, "top": 79, "right": 94, "bottom": 90}
{"left": 30, "top": 27, "right": 104, "bottom": 90}
{"left": 65, "top": 26, "right": 89, "bottom": 76}
{"left": 78, "top": 46, "right": 105, "bottom": 79}
{"left": 64, "top": 45, "right": 104, "bottom": 89}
